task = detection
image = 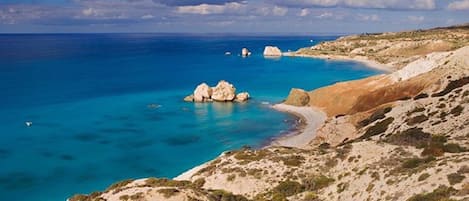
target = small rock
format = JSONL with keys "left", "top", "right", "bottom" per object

{"left": 235, "top": 92, "right": 250, "bottom": 102}
{"left": 184, "top": 95, "right": 194, "bottom": 102}
{"left": 241, "top": 48, "right": 251, "bottom": 57}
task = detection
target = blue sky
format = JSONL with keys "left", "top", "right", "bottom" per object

{"left": 0, "top": 0, "right": 468, "bottom": 33}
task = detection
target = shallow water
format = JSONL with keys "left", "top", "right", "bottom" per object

{"left": 0, "top": 34, "right": 381, "bottom": 200}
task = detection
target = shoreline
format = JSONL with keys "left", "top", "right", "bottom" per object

{"left": 174, "top": 54, "right": 384, "bottom": 180}
{"left": 174, "top": 103, "right": 327, "bottom": 181}
{"left": 269, "top": 104, "right": 326, "bottom": 148}
{"left": 284, "top": 52, "right": 396, "bottom": 73}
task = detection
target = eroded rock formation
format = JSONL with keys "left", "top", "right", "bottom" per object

{"left": 184, "top": 80, "right": 250, "bottom": 103}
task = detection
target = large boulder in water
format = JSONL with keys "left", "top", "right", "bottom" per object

{"left": 212, "top": 80, "right": 236, "bottom": 102}
{"left": 263, "top": 46, "right": 282, "bottom": 57}
{"left": 193, "top": 83, "right": 212, "bottom": 102}
{"left": 284, "top": 88, "right": 310, "bottom": 106}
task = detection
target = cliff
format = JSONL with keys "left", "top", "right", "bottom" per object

{"left": 69, "top": 25, "right": 469, "bottom": 201}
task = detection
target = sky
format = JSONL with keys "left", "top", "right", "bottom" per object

{"left": 0, "top": 0, "right": 468, "bottom": 33}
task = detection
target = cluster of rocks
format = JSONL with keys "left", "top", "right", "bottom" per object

{"left": 184, "top": 80, "right": 250, "bottom": 102}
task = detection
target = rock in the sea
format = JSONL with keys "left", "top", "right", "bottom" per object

{"left": 212, "top": 80, "right": 236, "bottom": 102}
{"left": 241, "top": 48, "right": 251, "bottom": 57}
{"left": 184, "top": 95, "right": 194, "bottom": 102}
{"left": 184, "top": 80, "right": 249, "bottom": 103}
{"left": 284, "top": 88, "right": 310, "bottom": 106}
{"left": 193, "top": 83, "right": 212, "bottom": 102}
{"left": 235, "top": 92, "right": 250, "bottom": 102}
{"left": 263, "top": 46, "right": 282, "bottom": 57}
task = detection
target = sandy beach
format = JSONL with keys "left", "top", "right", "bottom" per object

{"left": 270, "top": 104, "right": 326, "bottom": 148}
{"left": 283, "top": 52, "right": 396, "bottom": 73}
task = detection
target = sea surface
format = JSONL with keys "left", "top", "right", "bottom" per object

{"left": 0, "top": 34, "right": 382, "bottom": 201}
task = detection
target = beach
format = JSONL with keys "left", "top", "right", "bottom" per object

{"left": 270, "top": 104, "right": 327, "bottom": 148}
{"left": 284, "top": 52, "right": 396, "bottom": 73}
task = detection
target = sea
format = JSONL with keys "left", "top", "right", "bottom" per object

{"left": 0, "top": 34, "right": 382, "bottom": 201}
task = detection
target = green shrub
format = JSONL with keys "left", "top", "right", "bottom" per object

{"left": 303, "top": 175, "right": 335, "bottom": 191}
{"left": 227, "top": 174, "right": 236, "bottom": 182}
{"left": 432, "top": 77, "right": 469, "bottom": 97}
{"left": 450, "top": 105, "right": 464, "bottom": 116}
{"left": 208, "top": 190, "right": 249, "bottom": 201}
{"left": 386, "top": 128, "right": 431, "bottom": 147}
{"left": 360, "top": 117, "right": 394, "bottom": 139}
{"left": 414, "top": 93, "right": 429, "bottom": 100}
{"left": 443, "top": 143, "right": 466, "bottom": 153}
{"left": 447, "top": 173, "right": 465, "bottom": 185}
{"left": 418, "top": 173, "right": 430, "bottom": 181}
{"left": 193, "top": 178, "right": 206, "bottom": 188}
{"left": 234, "top": 149, "right": 270, "bottom": 163}
{"left": 273, "top": 181, "right": 304, "bottom": 197}
{"left": 402, "top": 156, "right": 435, "bottom": 169}
{"left": 359, "top": 107, "right": 392, "bottom": 127}
{"left": 407, "top": 185, "right": 455, "bottom": 201}
{"left": 106, "top": 179, "right": 134, "bottom": 192}
{"left": 303, "top": 192, "right": 319, "bottom": 201}
{"left": 407, "top": 107, "right": 426, "bottom": 115}
{"left": 282, "top": 155, "right": 305, "bottom": 166}
{"left": 144, "top": 178, "right": 191, "bottom": 188}
{"left": 157, "top": 188, "right": 180, "bottom": 198}
{"left": 406, "top": 115, "right": 429, "bottom": 126}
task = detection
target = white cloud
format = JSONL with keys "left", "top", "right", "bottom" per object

{"left": 408, "top": 15, "right": 425, "bottom": 23}
{"left": 448, "top": 0, "right": 469, "bottom": 10}
{"left": 275, "top": 0, "right": 435, "bottom": 10}
{"left": 82, "top": 8, "right": 97, "bottom": 16}
{"left": 141, "top": 14, "right": 154, "bottom": 19}
{"left": 343, "top": 0, "right": 435, "bottom": 10}
{"left": 357, "top": 14, "right": 380, "bottom": 21}
{"left": 316, "top": 12, "right": 334, "bottom": 19}
{"left": 272, "top": 6, "right": 288, "bottom": 16}
{"left": 299, "top": 8, "right": 310, "bottom": 17}
{"left": 176, "top": 2, "right": 245, "bottom": 15}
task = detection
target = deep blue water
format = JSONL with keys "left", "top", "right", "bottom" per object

{"left": 0, "top": 34, "right": 382, "bottom": 201}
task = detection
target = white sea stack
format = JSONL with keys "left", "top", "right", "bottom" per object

{"left": 241, "top": 48, "right": 251, "bottom": 57}
{"left": 263, "top": 46, "right": 282, "bottom": 57}
{"left": 212, "top": 80, "right": 236, "bottom": 101}
{"left": 193, "top": 83, "right": 212, "bottom": 102}
{"left": 235, "top": 92, "right": 250, "bottom": 102}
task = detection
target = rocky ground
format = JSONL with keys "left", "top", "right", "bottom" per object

{"left": 69, "top": 25, "right": 469, "bottom": 201}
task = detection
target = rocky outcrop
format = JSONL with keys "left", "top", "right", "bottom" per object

{"left": 193, "top": 83, "right": 212, "bottom": 102}
{"left": 241, "top": 48, "right": 251, "bottom": 57}
{"left": 235, "top": 92, "right": 250, "bottom": 102}
{"left": 284, "top": 88, "right": 310, "bottom": 106}
{"left": 211, "top": 81, "right": 236, "bottom": 101}
{"left": 263, "top": 46, "right": 282, "bottom": 57}
{"left": 184, "top": 80, "right": 250, "bottom": 102}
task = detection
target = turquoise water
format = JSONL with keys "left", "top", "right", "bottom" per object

{"left": 0, "top": 34, "right": 382, "bottom": 200}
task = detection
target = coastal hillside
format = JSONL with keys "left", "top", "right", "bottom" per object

{"left": 296, "top": 23, "right": 469, "bottom": 70}
{"left": 69, "top": 25, "right": 469, "bottom": 201}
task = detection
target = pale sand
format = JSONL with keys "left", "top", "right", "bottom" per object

{"left": 270, "top": 104, "right": 326, "bottom": 148}
{"left": 283, "top": 52, "right": 396, "bottom": 73}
